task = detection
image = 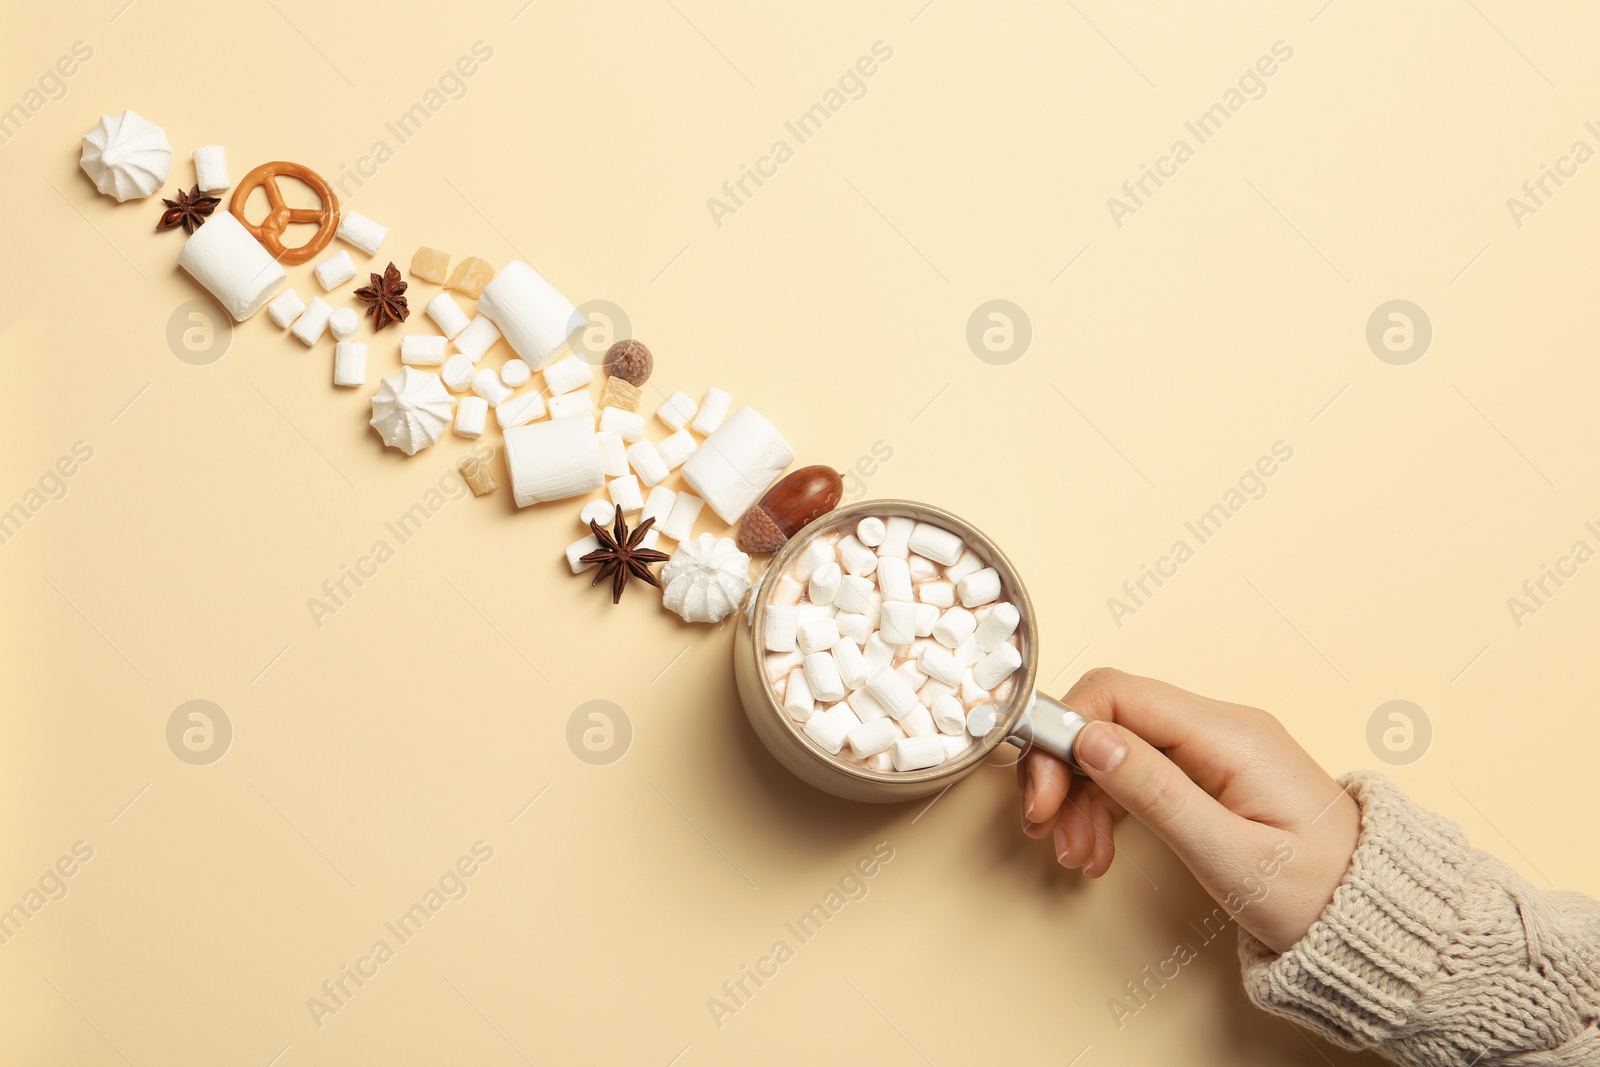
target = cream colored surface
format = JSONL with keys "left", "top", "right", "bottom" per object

{"left": 3, "top": 2, "right": 1597, "bottom": 1064}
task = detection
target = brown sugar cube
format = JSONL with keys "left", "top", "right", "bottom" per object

{"left": 459, "top": 455, "right": 497, "bottom": 497}
{"left": 601, "top": 376, "right": 642, "bottom": 412}
{"left": 445, "top": 256, "right": 494, "bottom": 299}
{"left": 410, "top": 246, "right": 450, "bottom": 284}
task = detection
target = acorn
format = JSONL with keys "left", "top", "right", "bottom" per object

{"left": 737, "top": 465, "right": 843, "bottom": 554}
{"left": 603, "top": 339, "right": 653, "bottom": 385}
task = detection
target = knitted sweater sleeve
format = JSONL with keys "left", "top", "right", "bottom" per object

{"left": 1237, "top": 772, "right": 1600, "bottom": 1067}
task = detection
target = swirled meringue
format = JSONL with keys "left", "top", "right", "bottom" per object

{"left": 661, "top": 534, "right": 750, "bottom": 624}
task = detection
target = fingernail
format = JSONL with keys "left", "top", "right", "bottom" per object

{"left": 1024, "top": 775, "right": 1036, "bottom": 819}
{"left": 1053, "top": 824, "right": 1070, "bottom": 865}
{"left": 1077, "top": 722, "right": 1127, "bottom": 774}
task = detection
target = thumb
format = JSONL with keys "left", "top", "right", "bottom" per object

{"left": 1073, "top": 719, "right": 1242, "bottom": 865}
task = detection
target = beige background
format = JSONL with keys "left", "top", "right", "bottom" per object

{"left": 3, "top": 0, "right": 1597, "bottom": 1063}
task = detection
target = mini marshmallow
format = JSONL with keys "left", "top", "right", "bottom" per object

{"left": 329, "top": 307, "right": 359, "bottom": 341}
{"left": 868, "top": 751, "right": 895, "bottom": 772}
{"left": 835, "top": 574, "right": 874, "bottom": 614}
{"left": 960, "top": 670, "right": 990, "bottom": 706}
{"left": 795, "top": 540, "right": 835, "bottom": 582}
{"left": 880, "top": 601, "right": 918, "bottom": 646}
{"left": 767, "top": 649, "right": 803, "bottom": 682}
{"left": 865, "top": 666, "right": 920, "bottom": 720}
{"left": 267, "top": 289, "right": 305, "bottom": 328}
{"left": 452, "top": 315, "right": 502, "bottom": 361}
{"left": 877, "top": 556, "right": 913, "bottom": 602}
{"left": 957, "top": 567, "right": 1003, "bottom": 608}
{"left": 919, "top": 581, "right": 955, "bottom": 608}
{"left": 784, "top": 668, "right": 814, "bottom": 720}
{"left": 914, "top": 602, "right": 939, "bottom": 638}
{"left": 900, "top": 703, "right": 937, "bottom": 739}
{"left": 803, "top": 652, "right": 846, "bottom": 704}
{"left": 543, "top": 355, "right": 594, "bottom": 395}
{"left": 332, "top": 341, "right": 366, "bottom": 387}
{"left": 833, "top": 638, "right": 869, "bottom": 690}
{"left": 635, "top": 528, "right": 662, "bottom": 551}
{"left": 892, "top": 735, "right": 946, "bottom": 771}
{"left": 660, "top": 493, "right": 704, "bottom": 541}
{"left": 856, "top": 516, "right": 886, "bottom": 547}
{"left": 908, "top": 555, "right": 939, "bottom": 583}
{"left": 314, "top": 250, "right": 357, "bottom": 291}
{"left": 847, "top": 717, "right": 902, "bottom": 758}
{"left": 796, "top": 618, "right": 841, "bottom": 655}
{"left": 566, "top": 534, "right": 601, "bottom": 573}
{"left": 974, "top": 602, "right": 1021, "bottom": 652}
{"left": 596, "top": 430, "right": 629, "bottom": 477}
{"left": 497, "top": 390, "right": 546, "bottom": 430}
{"left": 641, "top": 485, "right": 676, "bottom": 528}
{"left": 426, "top": 293, "right": 471, "bottom": 340}
{"left": 946, "top": 549, "right": 985, "bottom": 581}
{"left": 896, "top": 661, "right": 928, "bottom": 692}
{"left": 454, "top": 395, "right": 488, "bottom": 437}
{"left": 681, "top": 407, "right": 795, "bottom": 525}
{"left": 954, "top": 637, "right": 984, "bottom": 669}
{"left": 472, "top": 369, "right": 513, "bottom": 406}
{"left": 599, "top": 406, "right": 645, "bottom": 443}
{"left": 476, "top": 260, "right": 578, "bottom": 370}
{"left": 580, "top": 500, "right": 617, "bottom": 527}
{"left": 608, "top": 475, "right": 643, "bottom": 514}
{"left": 627, "top": 440, "right": 669, "bottom": 487}
{"left": 909, "top": 522, "right": 965, "bottom": 566}
{"left": 973, "top": 644, "right": 1023, "bottom": 690}
{"left": 442, "top": 353, "right": 475, "bottom": 391}
{"left": 803, "top": 704, "right": 859, "bottom": 754}
{"left": 933, "top": 607, "right": 977, "bottom": 649}
{"left": 920, "top": 678, "right": 958, "bottom": 706}
{"left": 656, "top": 391, "right": 698, "bottom": 431}
{"left": 862, "top": 633, "right": 896, "bottom": 674}
{"left": 879, "top": 516, "right": 914, "bottom": 558}
{"left": 500, "top": 359, "right": 532, "bottom": 388}
{"left": 504, "top": 414, "right": 604, "bottom": 507}
{"left": 547, "top": 391, "right": 594, "bottom": 421}
{"left": 691, "top": 387, "right": 732, "bottom": 435}
{"left": 772, "top": 576, "right": 804, "bottom": 606}
{"left": 848, "top": 686, "right": 890, "bottom": 723}
{"left": 836, "top": 535, "right": 878, "bottom": 577}
{"left": 193, "top": 145, "right": 229, "bottom": 193}
{"left": 765, "top": 605, "right": 801, "bottom": 653}
{"left": 798, "top": 603, "right": 838, "bottom": 624}
{"left": 967, "top": 704, "right": 1000, "bottom": 737}
{"left": 401, "top": 334, "right": 448, "bottom": 365}
{"left": 177, "top": 210, "right": 286, "bottom": 321}
{"left": 918, "top": 645, "right": 964, "bottom": 688}
{"left": 290, "top": 297, "right": 333, "bottom": 345}
{"left": 941, "top": 733, "right": 973, "bottom": 759}
{"left": 335, "top": 211, "right": 387, "bottom": 255}
{"left": 656, "top": 430, "right": 697, "bottom": 471}
{"left": 836, "top": 611, "right": 871, "bottom": 644}
{"left": 808, "top": 561, "right": 842, "bottom": 606}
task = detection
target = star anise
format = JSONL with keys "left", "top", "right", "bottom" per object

{"left": 354, "top": 262, "right": 409, "bottom": 330}
{"left": 156, "top": 185, "right": 221, "bottom": 235}
{"left": 580, "top": 511, "right": 671, "bottom": 604}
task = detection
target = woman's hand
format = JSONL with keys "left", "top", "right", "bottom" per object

{"left": 1019, "top": 668, "right": 1361, "bottom": 953}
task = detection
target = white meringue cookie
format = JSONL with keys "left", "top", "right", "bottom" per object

{"left": 661, "top": 534, "right": 751, "bottom": 624}
{"left": 80, "top": 110, "right": 171, "bottom": 202}
{"left": 369, "top": 367, "right": 454, "bottom": 456}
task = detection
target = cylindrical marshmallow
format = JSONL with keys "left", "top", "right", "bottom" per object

{"left": 960, "top": 670, "right": 990, "bottom": 705}
{"left": 803, "top": 652, "right": 845, "bottom": 704}
{"left": 543, "top": 355, "right": 593, "bottom": 395}
{"left": 908, "top": 522, "right": 965, "bottom": 566}
{"left": 401, "top": 334, "right": 448, "bottom": 365}
{"left": 803, "top": 704, "right": 858, "bottom": 754}
{"left": 659, "top": 493, "right": 703, "bottom": 541}
{"left": 641, "top": 485, "right": 676, "bottom": 528}
{"left": 455, "top": 395, "right": 488, "bottom": 437}
{"left": 880, "top": 601, "right": 918, "bottom": 646}
{"left": 836, "top": 611, "right": 871, "bottom": 644}
{"left": 957, "top": 568, "right": 1003, "bottom": 608}
{"left": 500, "top": 359, "right": 532, "bottom": 388}
{"left": 656, "top": 430, "right": 697, "bottom": 471}
{"left": 877, "top": 556, "right": 912, "bottom": 602}
{"left": 266, "top": 289, "right": 304, "bottom": 329}
{"left": 784, "top": 668, "right": 814, "bottom": 720}
{"left": 600, "top": 406, "right": 645, "bottom": 442}
{"left": 919, "top": 581, "right": 955, "bottom": 608}
{"left": 314, "top": 249, "right": 357, "bottom": 291}
{"left": 475, "top": 260, "right": 578, "bottom": 370}
{"left": 596, "top": 431, "right": 629, "bottom": 477}
{"left": 848, "top": 686, "right": 889, "bottom": 723}
{"left": 930, "top": 694, "right": 967, "bottom": 735}
{"left": 329, "top": 307, "right": 359, "bottom": 341}
{"left": 917, "top": 645, "right": 964, "bottom": 688}
{"left": 900, "top": 704, "right": 936, "bottom": 738}
{"left": 608, "top": 475, "right": 644, "bottom": 514}
{"left": 680, "top": 407, "right": 794, "bottom": 525}
{"left": 764, "top": 605, "right": 801, "bottom": 653}
{"left": 796, "top": 618, "right": 841, "bottom": 655}
{"left": 452, "top": 314, "right": 502, "bottom": 361}
{"left": 837, "top": 535, "right": 878, "bottom": 577}
{"left": 795, "top": 540, "right": 835, "bottom": 582}
{"left": 914, "top": 602, "right": 938, "bottom": 638}
{"left": 580, "top": 499, "right": 617, "bottom": 527}
{"left": 177, "top": 210, "right": 287, "bottom": 322}
{"left": 193, "top": 145, "right": 229, "bottom": 193}
{"left": 472, "top": 369, "right": 513, "bottom": 406}
{"left": 878, "top": 516, "right": 914, "bottom": 558}
{"left": 835, "top": 574, "right": 874, "bottom": 614}
{"left": 974, "top": 602, "right": 1020, "bottom": 652}
{"left": 442, "top": 353, "right": 475, "bottom": 391}
{"left": 427, "top": 293, "right": 471, "bottom": 340}
{"left": 892, "top": 735, "right": 946, "bottom": 771}
{"left": 946, "top": 549, "right": 984, "bottom": 581}
{"left": 767, "top": 650, "right": 803, "bottom": 682}
{"left": 972, "top": 644, "right": 1023, "bottom": 690}
{"left": 855, "top": 516, "right": 886, "bottom": 547}
{"left": 941, "top": 733, "right": 974, "bottom": 759}
{"left": 863, "top": 633, "right": 895, "bottom": 674}
{"left": 335, "top": 211, "right": 387, "bottom": 255}
{"left": 290, "top": 297, "right": 332, "bottom": 345}
{"left": 865, "top": 666, "right": 920, "bottom": 720}
{"left": 497, "top": 390, "right": 546, "bottom": 429}
{"left": 547, "top": 391, "right": 593, "bottom": 421}
{"left": 908, "top": 554, "right": 939, "bottom": 583}
{"left": 808, "top": 561, "right": 842, "bottom": 606}
{"left": 504, "top": 414, "right": 604, "bottom": 507}
{"left": 332, "top": 341, "right": 366, "bottom": 387}
{"left": 833, "top": 638, "right": 869, "bottom": 690}
{"left": 656, "top": 391, "right": 697, "bottom": 431}
{"left": 933, "top": 606, "right": 977, "bottom": 649}
{"left": 566, "top": 534, "right": 601, "bottom": 573}
{"left": 627, "top": 440, "right": 669, "bottom": 487}
{"left": 691, "top": 387, "right": 732, "bottom": 435}
{"left": 847, "top": 717, "right": 902, "bottom": 758}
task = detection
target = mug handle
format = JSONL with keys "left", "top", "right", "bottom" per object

{"left": 1003, "top": 691, "right": 1090, "bottom": 773}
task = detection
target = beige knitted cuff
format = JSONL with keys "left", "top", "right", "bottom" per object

{"left": 1237, "top": 771, "right": 1475, "bottom": 1051}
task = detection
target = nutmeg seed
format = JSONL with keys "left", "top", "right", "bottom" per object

{"left": 736, "top": 465, "right": 843, "bottom": 554}
{"left": 603, "top": 339, "right": 653, "bottom": 386}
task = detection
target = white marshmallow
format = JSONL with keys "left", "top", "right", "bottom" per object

{"left": 808, "top": 561, "right": 842, "bottom": 606}
{"left": 401, "top": 334, "right": 448, "bottom": 365}
{"left": 974, "top": 602, "right": 1021, "bottom": 652}
{"left": 855, "top": 516, "right": 886, "bottom": 547}
{"left": 900, "top": 704, "right": 937, "bottom": 738}
{"left": 836, "top": 535, "right": 878, "bottom": 577}
{"left": 580, "top": 500, "right": 617, "bottom": 528}
{"left": 595, "top": 430, "right": 629, "bottom": 477}
{"left": 892, "top": 735, "right": 946, "bottom": 771}
{"left": 332, "top": 342, "right": 366, "bottom": 387}
{"left": 967, "top": 704, "right": 1000, "bottom": 737}
{"left": 504, "top": 414, "right": 604, "bottom": 507}
{"left": 914, "top": 602, "right": 939, "bottom": 638}
{"left": 803, "top": 704, "right": 858, "bottom": 754}
{"left": 599, "top": 406, "right": 645, "bottom": 442}
{"left": 659, "top": 493, "right": 703, "bottom": 542}
{"left": 772, "top": 575, "right": 804, "bottom": 607}
{"left": 656, "top": 391, "right": 697, "bottom": 431}
{"left": 847, "top": 717, "right": 903, "bottom": 758}
{"left": 919, "top": 678, "right": 958, "bottom": 706}
{"left": 314, "top": 249, "right": 357, "bottom": 291}
{"left": 608, "top": 475, "right": 643, "bottom": 514}
{"left": 803, "top": 652, "right": 845, "bottom": 704}
{"left": 880, "top": 601, "right": 918, "bottom": 646}
{"left": 836, "top": 611, "right": 871, "bottom": 644}
{"left": 178, "top": 211, "right": 286, "bottom": 322}
{"left": 500, "top": 359, "right": 532, "bottom": 388}
{"left": 426, "top": 293, "right": 471, "bottom": 340}
{"left": 833, "top": 638, "right": 869, "bottom": 690}
{"left": 691, "top": 387, "right": 732, "bottom": 434}
{"left": 835, "top": 574, "right": 874, "bottom": 614}
{"left": 565, "top": 534, "right": 601, "bottom": 573}
{"left": 918, "top": 645, "right": 965, "bottom": 688}
{"left": 794, "top": 540, "right": 835, "bottom": 582}
{"left": 919, "top": 581, "right": 955, "bottom": 608}
{"left": 681, "top": 407, "right": 795, "bottom": 525}
{"left": 973, "top": 644, "right": 1023, "bottom": 690}
{"left": 908, "top": 522, "right": 965, "bottom": 566}
{"left": 879, "top": 516, "right": 914, "bottom": 558}
{"left": 335, "top": 211, "right": 387, "bottom": 255}
{"left": 946, "top": 549, "right": 985, "bottom": 581}
{"left": 933, "top": 607, "right": 977, "bottom": 649}
{"left": 192, "top": 145, "right": 229, "bottom": 193}
{"left": 266, "top": 289, "right": 305, "bottom": 328}
{"left": 896, "top": 660, "right": 928, "bottom": 692}
{"left": 868, "top": 751, "right": 895, "bottom": 772}
{"left": 472, "top": 369, "right": 513, "bottom": 406}
{"left": 909, "top": 555, "right": 940, "bottom": 583}
{"left": 865, "top": 666, "right": 920, "bottom": 720}
{"left": 475, "top": 260, "right": 578, "bottom": 370}
{"left": 497, "top": 390, "right": 546, "bottom": 429}
{"left": 954, "top": 638, "right": 984, "bottom": 669}
{"left": 452, "top": 314, "right": 502, "bottom": 361}
{"left": 290, "top": 297, "right": 332, "bottom": 345}
{"left": 329, "top": 307, "right": 359, "bottom": 341}
{"left": 626, "top": 440, "right": 669, "bottom": 487}
{"left": 543, "top": 355, "right": 593, "bottom": 395}
{"left": 635, "top": 528, "right": 662, "bottom": 552}
{"left": 876, "top": 556, "right": 913, "bottom": 602}
{"left": 960, "top": 670, "right": 990, "bottom": 706}
{"left": 941, "top": 733, "right": 974, "bottom": 759}
{"left": 454, "top": 395, "right": 488, "bottom": 437}
{"left": 547, "top": 391, "right": 594, "bottom": 421}
{"left": 442, "top": 353, "right": 475, "bottom": 391}
{"left": 957, "top": 567, "right": 1003, "bottom": 608}
{"left": 798, "top": 603, "right": 838, "bottom": 624}
{"left": 641, "top": 485, "right": 677, "bottom": 528}
{"left": 764, "top": 605, "right": 801, "bottom": 653}
{"left": 796, "top": 618, "right": 841, "bottom": 656}
{"left": 847, "top": 686, "right": 889, "bottom": 723}
{"left": 767, "top": 649, "right": 803, "bottom": 682}
{"left": 783, "top": 668, "right": 814, "bottom": 720}
{"left": 656, "top": 430, "right": 697, "bottom": 471}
